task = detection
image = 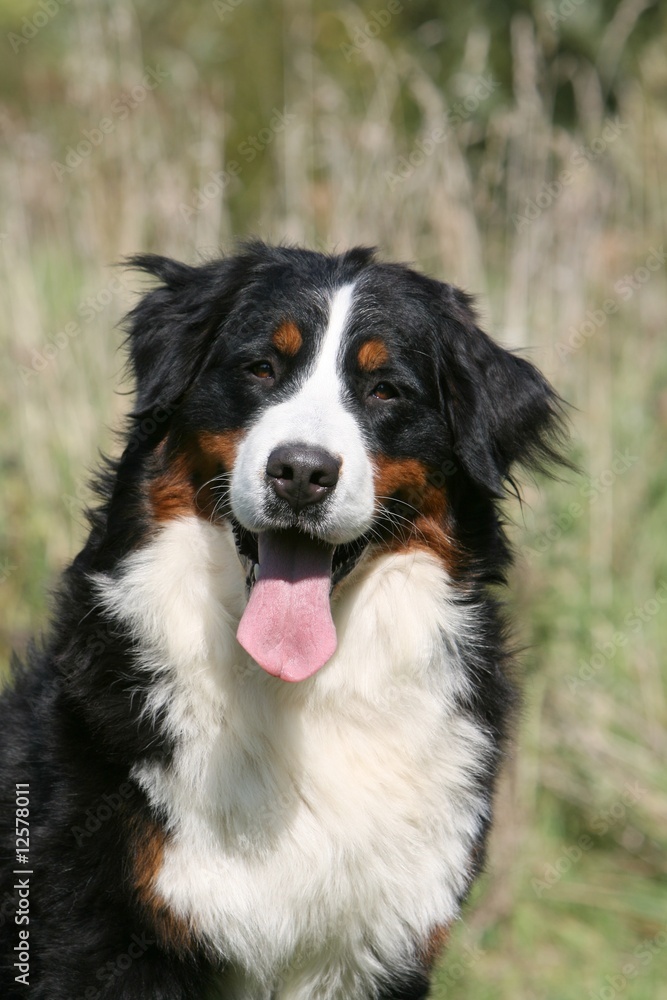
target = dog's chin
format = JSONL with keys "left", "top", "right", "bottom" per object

{"left": 231, "top": 519, "right": 369, "bottom": 593}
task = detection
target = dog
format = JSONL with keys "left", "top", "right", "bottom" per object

{"left": 0, "top": 242, "right": 564, "bottom": 999}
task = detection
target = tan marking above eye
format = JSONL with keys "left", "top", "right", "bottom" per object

{"left": 358, "top": 338, "right": 389, "bottom": 372}
{"left": 271, "top": 320, "right": 303, "bottom": 356}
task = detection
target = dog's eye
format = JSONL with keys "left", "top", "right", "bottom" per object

{"left": 249, "top": 362, "right": 275, "bottom": 381}
{"left": 371, "top": 382, "right": 398, "bottom": 401}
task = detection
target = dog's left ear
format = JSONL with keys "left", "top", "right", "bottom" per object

{"left": 437, "top": 286, "right": 566, "bottom": 497}
{"left": 123, "top": 253, "right": 248, "bottom": 416}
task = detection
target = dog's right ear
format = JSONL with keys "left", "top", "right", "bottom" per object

{"left": 123, "top": 253, "right": 248, "bottom": 417}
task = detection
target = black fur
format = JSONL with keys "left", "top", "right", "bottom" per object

{"left": 0, "top": 242, "right": 566, "bottom": 998}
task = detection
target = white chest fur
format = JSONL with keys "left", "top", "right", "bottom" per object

{"left": 95, "top": 517, "right": 492, "bottom": 1000}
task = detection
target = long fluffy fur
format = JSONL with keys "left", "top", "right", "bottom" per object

{"left": 0, "top": 242, "right": 566, "bottom": 999}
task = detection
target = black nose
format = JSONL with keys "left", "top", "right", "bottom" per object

{"left": 266, "top": 445, "right": 341, "bottom": 512}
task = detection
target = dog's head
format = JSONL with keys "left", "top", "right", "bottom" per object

{"left": 120, "top": 242, "right": 564, "bottom": 680}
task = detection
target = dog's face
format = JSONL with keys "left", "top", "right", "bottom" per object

{"left": 227, "top": 282, "right": 376, "bottom": 546}
{"left": 123, "top": 243, "right": 561, "bottom": 680}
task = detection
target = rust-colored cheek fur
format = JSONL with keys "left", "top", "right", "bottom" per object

{"left": 373, "top": 455, "right": 461, "bottom": 574}
{"left": 148, "top": 430, "right": 244, "bottom": 522}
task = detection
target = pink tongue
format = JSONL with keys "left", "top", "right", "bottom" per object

{"left": 236, "top": 530, "right": 337, "bottom": 682}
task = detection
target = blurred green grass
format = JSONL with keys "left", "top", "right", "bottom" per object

{"left": 0, "top": 1, "right": 665, "bottom": 996}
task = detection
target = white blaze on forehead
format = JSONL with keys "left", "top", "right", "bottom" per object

{"left": 266, "top": 281, "right": 356, "bottom": 435}
{"left": 310, "top": 282, "right": 355, "bottom": 387}
{"left": 230, "top": 281, "right": 375, "bottom": 544}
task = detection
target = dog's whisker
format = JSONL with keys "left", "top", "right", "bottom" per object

{"left": 4, "top": 241, "right": 566, "bottom": 998}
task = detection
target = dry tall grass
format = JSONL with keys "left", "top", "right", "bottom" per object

{"left": 1, "top": 2, "right": 665, "bottom": 996}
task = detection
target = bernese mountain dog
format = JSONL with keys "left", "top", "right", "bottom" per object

{"left": 0, "top": 242, "right": 565, "bottom": 999}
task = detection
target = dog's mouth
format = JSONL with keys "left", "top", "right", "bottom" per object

{"left": 232, "top": 522, "right": 368, "bottom": 589}
{"left": 231, "top": 521, "right": 368, "bottom": 683}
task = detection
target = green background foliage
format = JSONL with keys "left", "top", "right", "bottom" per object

{"left": 0, "top": 1, "right": 665, "bottom": 996}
